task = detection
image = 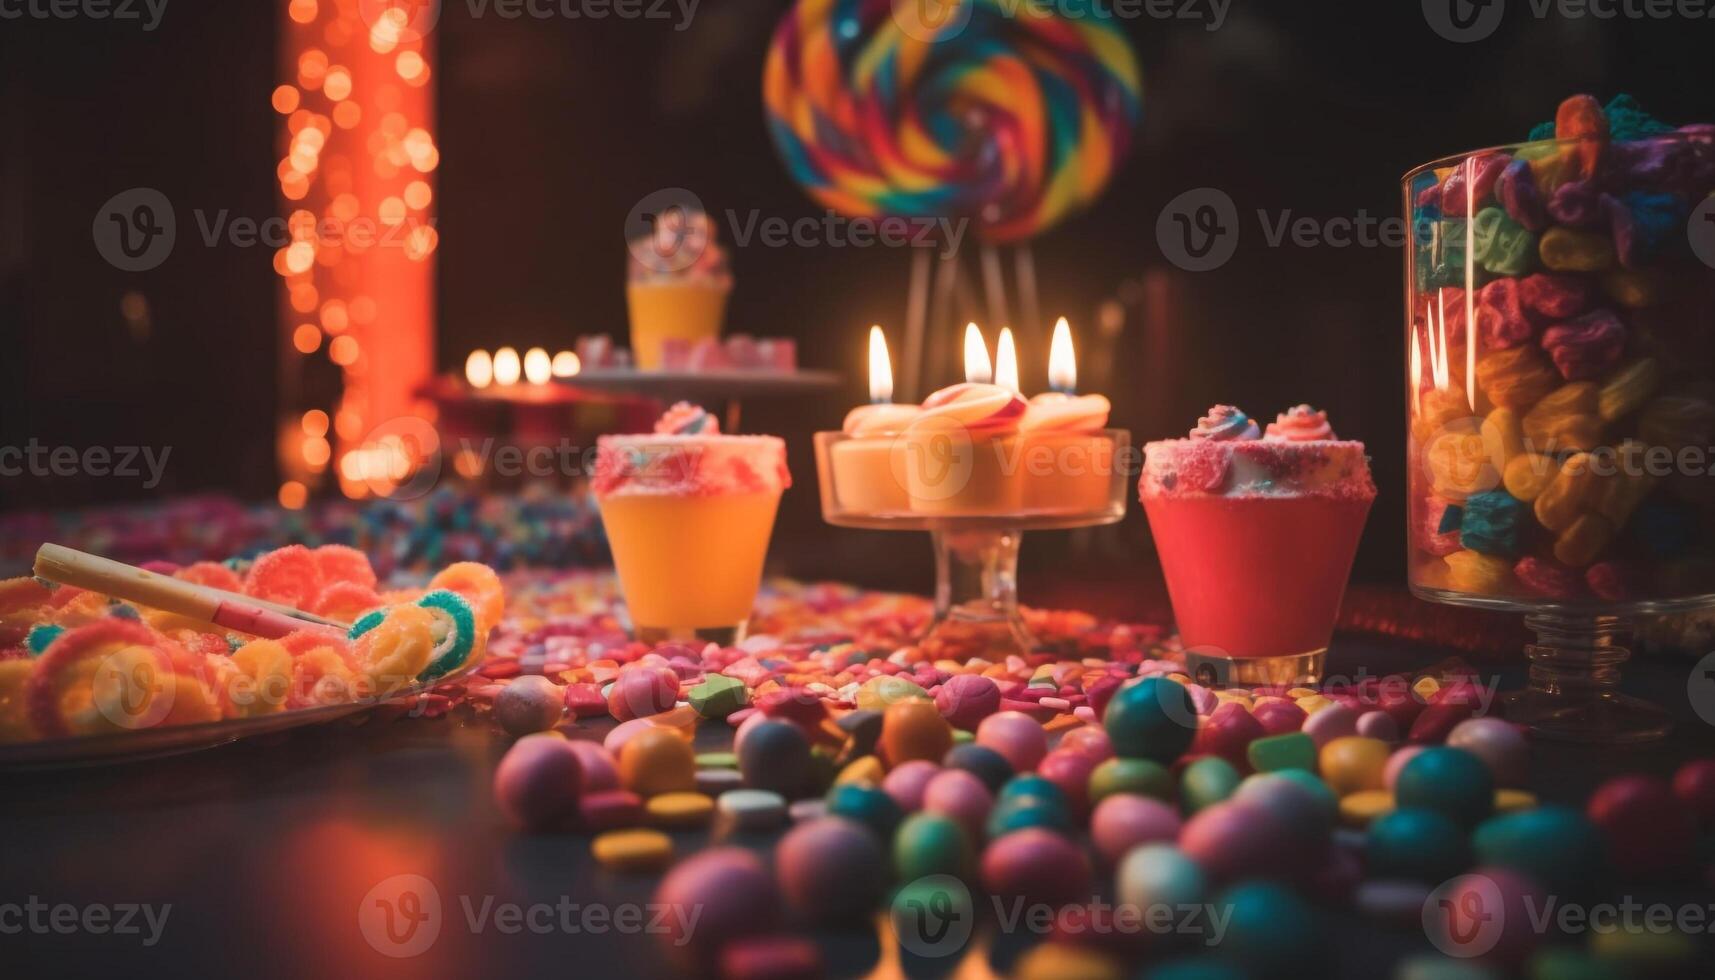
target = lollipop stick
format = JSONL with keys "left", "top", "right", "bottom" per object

{"left": 1014, "top": 243, "right": 1043, "bottom": 355}
{"left": 924, "top": 245, "right": 962, "bottom": 398}
{"left": 980, "top": 241, "right": 1010, "bottom": 329}
{"left": 902, "top": 246, "right": 932, "bottom": 404}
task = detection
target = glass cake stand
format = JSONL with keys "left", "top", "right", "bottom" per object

{"left": 814, "top": 429, "right": 1130, "bottom": 655}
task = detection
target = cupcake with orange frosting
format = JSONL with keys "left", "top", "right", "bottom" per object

{"left": 902, "top": 383, "right": 1028, "bottom": 514}
{"left": 1020, "top": 392, "right": 1115, "bottom": 513}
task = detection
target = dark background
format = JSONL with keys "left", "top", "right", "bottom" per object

{"left": 2, "top": 1, "right": 1713, "bottom": 590}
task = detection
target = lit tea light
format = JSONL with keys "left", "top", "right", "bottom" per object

{"left": 551, "top": 350, "right": 581, "bottom": 378}
{"left": 493, "top": 346, "right": 521, "bottom": 386}
{"left": 868, "top": 325, "right": 893, "bottom": 404}
{"left": 523, "top": 347, "right": 551, "bottom": 385}
{"left": 465, "top": 349, "right": 493, "bottom": 390}
{"left": 963, "top": 322, "right": 992, "bottom": 384}
{"left": 1048, "top": 316, "right": 1077, "bottom": 394}
{"left": 995, "top": 327, "right": 1020, "bottom": 395}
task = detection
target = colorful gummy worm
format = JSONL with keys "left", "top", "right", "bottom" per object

{"left": 763, "top": 0, "right": 1142, "bottom": 243}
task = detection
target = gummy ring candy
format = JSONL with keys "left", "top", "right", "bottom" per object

{"left": 226, "top": 639, "right": 293, "bottom": 718}
{"left": 0, "top": 658, "right": 36, "bottom": 744}
{"left": 313, "top": 544, "right": 378, "bottom": 591}
{"left": 174, "top": 561, "right": 244, "bottom": 594}
{"left": 0, "top": 576, "right": 53, "bottom": 615}
{"left": 427, "top": 562, "right": 505, "bottom": 633}
{"left": 243, "top": 545, "right": 326, "bottom": 608}
{"left": 289, "top": 646, "right": 361, "bottom": 709}
{"left": 352, "top": 604, "right": 436, "bottom": 695}
{"left": 311, "top": 580, "right": 384, "bottom": 622}
{"left": 51, "top": 591, "right": 114, "bottom": 628}
{"left": 279, "top": 628, "right": 353, "bottom": 660}
{"left": 350, "top": 590, "right": 476, "bottom": 682}
{"left": 26, "top": 619, "right": 180, "bottom": 737}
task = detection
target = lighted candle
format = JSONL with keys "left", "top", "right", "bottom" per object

{"left": 523, "top": 347, "right": 551, "bottom": 385}
{"left": 465, "top": 349, "right": 493, "bottom": 390}
{"left": 963, "top": 322, "right": 993, "bottom": 384}
{"left": 1048, "top": 317, "right": 1076, "bottom": 395}
{"left": 868, "top": 325, "right": 893, "bottom": 404}
{"left": 551, "top": 350, "right": 581, "bottom": 378}
{"left": 995, "top": 327, "right": 1020, "bottom": 395}
{"left": 493, "top": 346, "right": 521, "bottom": 386}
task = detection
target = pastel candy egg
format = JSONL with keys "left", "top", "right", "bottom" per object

{"left": 825, "top": 782, "right": 904, "bottom": 840}
{"left": 1445, "top": 717, "right": 1530, "bottom": 788}
{"left": 738, "top": 719, "right": 811, "bottom": 797}
{"left": 1088, "top": 757, "right": 1172, "bottom": 804}
{"left": 1190, "top": 701, "right": 1265, "bottom": 769}
{"left": 775, "top": 816, "right": 886, "bottom": 923}
{"left": 1366, "top": 808, "right": 1470, "bottom": 883}
{"left": 976, "top": 711, "right": 1048, "bottom": 771}
{"left": 934, "top": 673, "right": 1000, "bottom": 730}
{"left": 1090, "top": 794, "right": 1180, "bottom": 864}
{"left": 987, "top": 790, "right": 1074, "bottom": 839}
{"left": 565, "top": 739, "right": 620, "bottom": 793}
{"left": 1103, "top": 677, "right": 1197, "bottom": 763}
{"left": 1383, "top": 744, "right": 1428, "bottom": 790}
{"left": 892, "top": 812, "right": 973, "bottom": 880}
{"left": 942, "top": 743, "right": 1013, "bottom": 794}
{"left": 880, "top": 700, "right": 953, "bottom": 766}
{"left": 1179, "top": 756, "right": 1242, "bottom": 814}
{"left": 492, "top": 674, "right": 565, "bottom": 736}
{"left": 1214, "top": 880, "right": 1324, "bottom": 977}
{"left": 1057, "top": 724, "right": 1114, "bottom": 760}
{"left": 1036, "top": 747, "right": 1100, "bottom": 818}
{"left": 1301, "top": 703, "right": 1358, "bottom": 748}
{"left": 1354, "top": 710, "right": 1399, "bottom": 743}
{"left": 493, "top": 733, "right": 583, "bottom": 831}
{"left": 1231, "top": 772, "right": 1335, "bottom": 844}
{"left": 921, "top": 768, "right": 993, "bottom": 840}
{"left": 1318, "top": 736, "right": 1391, "bottom": 797}
{"left": 980, "top": 828, "right": 1091, "bottom": 907}
{"left": 1116, "top": 843, "right": 1205, "bottom": 915}
{"left": 880, "top": 759, "right": 940, "bottom": 811}
{"left": 1586, "top": 774, "right": 1695, "bottom": 876}
{"left": 1472, "top": 805, "right": 1602, "bottom": 894}
{"left": 1250, "top": 699, "right": 1307, "bottom": 735}
{"left": 618, "top": 727, "right": 696, "bottom": 797}
{"left": 1396, "top": 747, "right": 1495, "bottom": 828}
{"left": 653, "top": 848, "right": 779, "bottom": 957}
{"left": 1179, "top": 801, "right": 1297, "bottom": 882}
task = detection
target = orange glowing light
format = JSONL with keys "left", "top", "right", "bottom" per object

{"left": 492, "top": 347, "right": 521, "bottom": 386}
{"left": 403, "top": 180, "right": 431, "bottom": 210}
{"left": 292, "top": 323, "right": 322, "bottom": 354}
{"left": 867, "top": 326, "right": 893, "bottom": 403}
{"left": 396, "top": 51, "right": 425, "bottom": 81}
{"left": 1048, "top": 317, "right": 1077, "bottom": 393}
{"left": 278, "top": 481, "right": 308, "bottom": 510}
{"left": 303, "top": 436, "right": 332, "bottom": 468}
{"left": 332, "top": 100, "right": 362, "bottom": 130}
{"left": 378, "top": 196, "right": 406, "bottom": 224}
{"left": 285, "top": 242, "right": 316, "bottom": 274}
{"left": 335, "top": 409, "right": 364, "bottom": 441}
{"left": 328, "top": 335, "right": 359, "bottom": 366}
{"left": 290, "top": 284, "right": 319, "bottom": 313}
{"left": 288, "top": 0, "right": 317, "bottom": 25}
{"left": 994, "top": 327, "right": 1019, "bottom": 395}
{"left": 963, "top": 323, "right": 992, "bottom": 384}
{"left": 551, "top": 351, "right": 581, "bottom": 378}
{"left": 281, "top": 172, "right": 310, "bottom": 201}
{"left": 302, "top": 409, "right": 330, "bottom": 438}
{"left": 323, "top": 67, "right": 352, "bottom": 102}
{"left": 403, "top": 225, "right": 437, "bottom": 261}
{"left": 272, "top": 85, "right": 301, "bottom": 114}
{"left": 320, "top": 300, "right": 349, "bottom": 333}
{"left": 464, "top": 350, "right": 493, "bottom": 390}
{"left": 524, "top": 347, "right": 551, "bottom": 385}
{"left": 298, "top": 49, "right": 329, "bottom": 88}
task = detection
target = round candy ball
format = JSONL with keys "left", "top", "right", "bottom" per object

{"left": 943, "top": 743, "right": 1012, "bottom": 794}
{"left": 881, "top": 759, "right": 941, "bottom": 811}
{"left": 493, "top": 733, "right": 582, "bottom": 831}
{"left": 1586, "top": 774, "right": 1695, "bottom": 876}
{"left": 977, "top": 711, "right": 1048, "bottom": 771}
{"left": 776, "top": 817, "right": 886, "bottom": 922}
{"left": 1383, "top": 744, "right": 1428, "bottom": 791}
{"left": 980, "top": 828, "right": 1091, "bottom": 907}
{"left": 565, "top": 739, "right": 620, "bottom": 793}
{"left": 1179, "top": 801, "right": 1298, "bottom": 883}
{"left": 825, "top": 782, "right": 905, "bottom": 840}
{"left": 738, "top": 719, "right": 811, "bottom": 797}
{"left": 998, "top": 772, "right": 1067, "bottom": 806}
{"left": 608, "top": 665, "right": 678, "bottom": 721}
{"left": 1116, "top": 844, "right": 1206, "bottom": 915}
{"left": 1318, "top": 736, "right": 1391, "bottom": 797}
{"left": 987, "top": 792, "right": 1074, "bottom": 839}
{"left": 1058, "top": 724, "right": 1114, "bottom": 760}
{"left": 1445, "top": 717, "right": 1530, "bottom": 788}
{"left": 1366, "top": 807, "right": 1470, "bottom": 884}
{"left": 922, "top": 768, "right": 993, "bottom": 840}
{"left": 1089, "top": 756, "right": 1172, "bottom": 804}
{"left": 1354, "top": 709, "right": 1400, "bottom": 743}
{"left": 1090, "top": 794, "right": 1180, "bottom": 864}
{"left": 1673, "top": 758, "right": 1715, "bottom": 825}
{"left": 1180, "top": 756, "right": 1242, "bottom": 814}
{"left": 654, "top": 848, "right": 779, "bottom": 956}
{"left": 935, "top": 673, "right": 1001, "bottom": 731}
{"left": 618, "top": 727, "right": 696, "bottom": 797}
{"left": 1423, "top": 868, "right": 1542, "bottom": 965}
{"left": 1230, "top": 772, "right": 1335, "bottom": 844}
{"left": 893, "top": 812, "right": 973, "bottom": 881}
{"left": 880, "top": 700, "right": 953, "bottom": 766}
{"left": 1192, "top": 701, "right": 1266, "bottom": 769}
{"left": 1215, "top": 880, "right": 1323, "bottom": 977}
{"left": 1471, "top": 805, "right": 1602, "bottom": 895}
{"left": 1250, "top": 699, "right": 1307, "bottom": 736}
{"left": 1037, "top": 748, "right": 1100, "bottom": 818}
{"left": 1395, "top": 747, "right": 1494, "bottom": 828}
{"left": 493, "top": 675, "right": 565, "bottom": 736}
{"left": 1104, "top": 677, "right": 1197, "bottom": 763}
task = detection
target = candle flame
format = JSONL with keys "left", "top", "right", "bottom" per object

{"left": 868, "top": 325, "right": 893, "bottom": 403}
{"left": 465, "top": 349, "right": 493, "bottom": 389}
{"left": 492, "top": 346, "right": 521, "bottom": 386}
{"left": 963, "top": 322, "right": 992, "bottom": 384}
{"left": 551, "top": 350, "right": 581, "bottom": 378}
{"left": 1048, "top": 316, "right": 1076, "bottom": 394}
{"left": 995, "top": 327, "right": 1019, "bottom": 395}
{"left": 523, "top": 347, "right": 551, "bottom": 385}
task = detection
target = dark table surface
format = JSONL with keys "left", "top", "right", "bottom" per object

{"left": 4, "top": 629, "right": 1714, "bottom": 979}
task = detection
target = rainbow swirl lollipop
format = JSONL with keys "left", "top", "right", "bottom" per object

{"left": 764, "top": 0, "right": 1142, "bottom": 243}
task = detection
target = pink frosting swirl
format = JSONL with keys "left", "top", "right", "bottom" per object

{"left": 1190, "top": 405, "right": 1260, "bottom": 441}
{"left": 654, "top": 402, "right": 719, "bottom": 435}
{"left": 1264, "top": 405, "right": 1336, "bottom": 442}
{"left": 914, "top": 383, "right": 1027, "bottom": 435}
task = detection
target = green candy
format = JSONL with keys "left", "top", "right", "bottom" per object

{"left": 1179, "top": 756, "right": 1241, "bottom": 815}
{"left": 1104, "top": 676, "right": 1197, "bottom": 763}
{"left": 686, "top": 674, "right": 747, "bottom": 719}
{"left": 892, "top": 813, "right": 972, "bottom": 881}
{"left": 1366, "top": 808, "right": 1470, "bottom": 884}
{"left": 1472, "top": 805, "right": 1604, "bottom": 896}
{"left": 694, "top": 751, "right": 738, "bottom": 769}
{"left": 1246, "top": 732, "right": 1315, "bottom": 773}
{"left": 1395, "top": 747, "right": 1494, "bottom": 829}
{"left": 1416, "top": 218, "right": 1471, "bottom": 291}
{"left": 1473, "top": 206, "right": 1536, "bottom": 276}
{"left": 1089, "top": 757, "right": 1173, "bottom": 804}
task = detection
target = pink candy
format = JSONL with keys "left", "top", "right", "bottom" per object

{"left": 935, "top": 673, "right": 1001, "bottom": 731}
{"left": 1475, "top": 278, "right": 1534, "bottom": 350}
{"left": 1090, "top": 795, "right": 1180, "bottom": 864}
{"left": 976, "top": 711, "right": 1048, "bottom": 771}
{"left": 1541, "top": 309, "right": 1625, "bottom": 381}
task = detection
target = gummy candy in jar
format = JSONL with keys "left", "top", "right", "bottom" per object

{"left": 1402, "top": 94, "right": 1715, "bottom": 743}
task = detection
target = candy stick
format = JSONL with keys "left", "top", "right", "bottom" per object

{"left": 901, "top": 247, "right": 931, "bottom": 406}
{"left": 922, "top": 247, "right": 963, "bottom": 400}
{"left": 1014, "top": 243, "right": 1043, "bottom": 356}
{"left": 980, "top": 241, "right": 1010, "bottom": 330}
{"left": 33, "top": 544, "right": 349, "bottom": 641}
